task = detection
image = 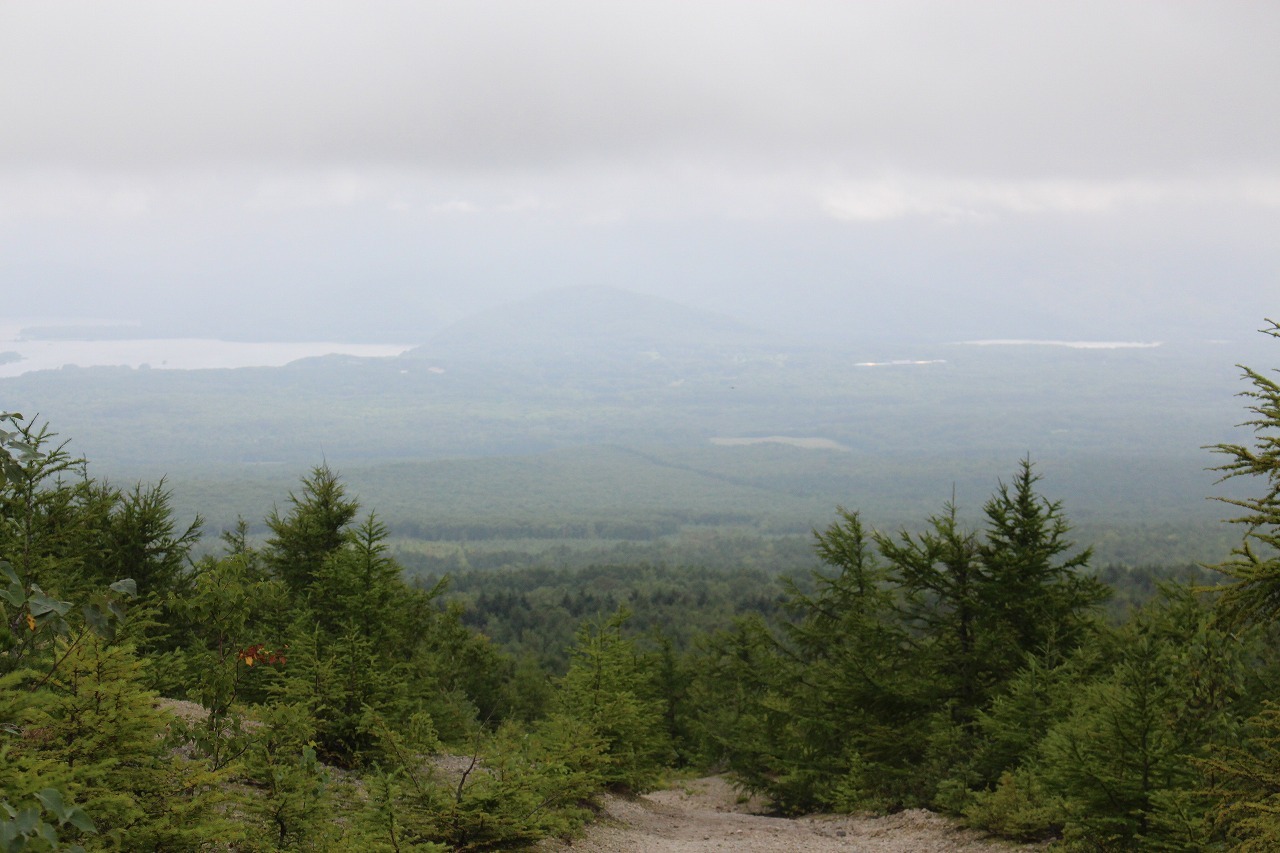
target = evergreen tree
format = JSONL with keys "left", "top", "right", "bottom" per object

{"left": 0, "top": 417, "right": 99, "bottom": 597}
{"left": 1206, "top": 705, "right": 1280, "bottom": 850}
{"left": 979, "top": 458, "right": 1107, "bottom": 672}
{"left": 30, "top": 634, "right": 228, "bottom": 850}
{"left": 169, "top": 552, "right": 292, "bottom": 768}
{"left": 238, "top": 702, "right": 337, "bottom": 851}
{"left": 685, "top": 614, "right": 785, "bottom": 794}
{"left": 1209, "top": 319, "right": 1280, "bottom": 625}
{"left": 308, "top": 513, "right": 401, "bottom": 644}
{"left": 774, "top": 510, "right": 921, "bottom": 811}
{"left": 403, "top": 595, "right": 515, "bottom": 734}
{"left": 95, "top": 480, "right": 201, "bottom": 601}
{"left": 1038, "top": 588, "right": 1247, "bottom": 850}
{"left": 1199, "top": 320, "right": 1280, "bottom": 847}
{"left": 875, "top": 502, "right": 988, "bottom": 726}
{"left": 265, "top": 465, "right": 358, "bottom": 595}
{"left": 555, "top": 609, "right": 671, "bottom": 792}
{"left": 692, "top": 462, "right": 1108, "bottom": 814}
{"left": 276, "top": 620, "right": 401, "bottom": 767}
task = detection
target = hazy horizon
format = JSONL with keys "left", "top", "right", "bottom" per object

{"left": 0, "top": 280, "right": 1250, "bottom": 379}
{"left": 2, "top": 3, "right": 1277, "bottom": 346}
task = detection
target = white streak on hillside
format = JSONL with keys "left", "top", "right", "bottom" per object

{"left": 854, "top": 359, "right": 947, "bottom": 367}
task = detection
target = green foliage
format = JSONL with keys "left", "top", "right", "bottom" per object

{"left": 962, "top": 585, "right": 1258, "bottom": 849}
{"left": 0, "top": 412, "right": 38, "bottom": 489}
{"left": 0, "top": 419, "right": 94, "bottom": 597}
{"left": 873, "top": 460, "right": 1107, "bottom": 730}
{"left": 27, "top": 633, "right": 228, "bottom": 850}
{"left": 356, "top": 766, "right": 449, "bottom": 853}
{"left": 308, "top": 513, "right": 401, "bottom": 642}
{"left": 0, "top": 416, "right": 201, "bottom": 618}
{"left": 275, "top": 621, "right": 397, "bottom": 767}
{"left": 1205, "top": 704, "right": 1280, "bottom": 850}
{"left": 237, "top": 703, "right": 334, "bottom": 852}
{"left": 2, "top": 419, "right": 644, "bottom": 849}
{"left": 555, "top": 609, "right": 672, "bottom": 792}
{"left": 408, "top": 617, "right": 503, "bottom": 738}
{"left": 165, "top": 552, "right": 290, "bottom": 769}
{"left": 357, "top": 712, "right": 603, "bottom": 851}
{"left": 694, "top": 461, "right": 1109, "bottom": 814}
{"left": 775, "top": 510, "right": 920, "bottom": 812}
{"left": 682, "top": 614, "right": 781, "bottom": 787}
{"left": 265, "top": 465, "right": 358, "bottom": 595}
{"left": 485, "top": 714, "right": 607, "bottom": 832}
{"left": 257, "top": 469, "right": 516, "bottom": 760}
{"left": 92, "top": 480, "right": 201, "bottom": 601}
{"left": 978, "top": 459, "right": 1108, "bottom": 671}
{"left": 1, "top": 787, "right": 96, "bottom": 853}
{"left": 876, "top": 501, "right": 988, "bottom": 726}
{"left": 1210, "top": 319, "right": 1280, "bottom": 625}
{"left": 971, "top": 653, "right": 1080, "bottom": 791}
{"left": 1193, "top": 321, "right": 1280, "bottom": 850}
{"left": 437, "top": 558, "right": 788, "bottom": 675}
{"left": 964, "top": 767, "right": 1064, "bottom": 843}
{"left": 1036, "top": 588, "right": 1248, "bottom": 850}
{"left": 0, "top": 550, "right": 149, "bottom": 845}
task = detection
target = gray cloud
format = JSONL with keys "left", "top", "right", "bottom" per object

{"left": 2, "top": 2, "right": 1277, "bottom": 177}
{"left": 1, "top": 1, "right": 1277, "bottom": 345}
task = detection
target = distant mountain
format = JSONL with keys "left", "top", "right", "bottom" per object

{"left": 407, "top": 286, "right": 770, "bottom": 362}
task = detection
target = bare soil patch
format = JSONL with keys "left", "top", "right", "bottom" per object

{"left": 539, "top": 776, "right": 1044, "bottom": 853}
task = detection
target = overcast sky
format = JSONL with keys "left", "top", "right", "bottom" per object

{"left": 1, "top": 1, "right": 1277, "bottom": 343}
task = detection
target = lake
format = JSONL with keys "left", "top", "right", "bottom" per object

{"left": 0, "top": 326, "right": 411, "bottom": 378}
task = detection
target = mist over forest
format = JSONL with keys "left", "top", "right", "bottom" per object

{"left": 2, "top": 286, "right": 1268, "bottom": 570}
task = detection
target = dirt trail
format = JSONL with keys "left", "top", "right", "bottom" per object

{"left": 539, "top": 776, "right": 1042, "bottom": 853}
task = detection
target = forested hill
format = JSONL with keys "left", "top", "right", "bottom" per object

{"left": 410, "top": 284, "right": 770, "bottom": 360}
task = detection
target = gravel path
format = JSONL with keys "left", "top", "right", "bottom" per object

{"left": 539, "top": 776, "right": 1044, "bottom": 853}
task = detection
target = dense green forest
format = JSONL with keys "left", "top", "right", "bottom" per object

{"left": 4, "top": 321, "right": 1280, "bottom": 850}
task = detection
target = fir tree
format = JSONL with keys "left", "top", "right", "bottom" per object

{"left": 1209, "top": 319, "right": 1280, "bottom": 625}
{"left": 265, "top": 465, "right": 358, "bottom": 595}
{"left": 555, "top": 609, "right": 671, "bottom": 792}
{"left": 979, "top": 457, "right": 1107, "bottom": 669}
